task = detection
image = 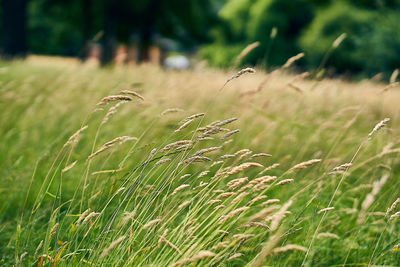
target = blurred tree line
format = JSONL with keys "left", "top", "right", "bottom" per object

{"left": 0, "top": 0, "right": 219, "bottom": 64}
{"left": 0, "top": 0, "right": 399, "bottom": 76}
{"left": 201, "top": 0, "right": 400, "bottom": 77}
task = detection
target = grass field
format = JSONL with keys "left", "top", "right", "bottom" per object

{"left": 1, "top": 56, "right": 400, "bottom": 266}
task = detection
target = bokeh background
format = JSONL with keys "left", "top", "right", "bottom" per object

{"left": 1, "top": 0, "right": 400, "bottom": 78}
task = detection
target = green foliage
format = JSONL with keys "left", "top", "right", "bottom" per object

{"left": 300, "top": 1, "right": 400, "bottom": 75}
{"left": 204, "top": 0, "right": 313, "bottom": 68}
{"left": 27, "top": 0, "right": 86, "bottom": 56}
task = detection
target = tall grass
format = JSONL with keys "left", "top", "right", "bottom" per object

{"left": 1, "top": 56, "right": 400, "bottom": 266}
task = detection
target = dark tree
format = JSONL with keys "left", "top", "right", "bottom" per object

{"left": 1, "top": 0, "right": 28, "bottom": 58}
{"left": 101, "top": 0, "right": 117, "bottom": 65}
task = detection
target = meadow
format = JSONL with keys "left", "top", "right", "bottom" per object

{"left": 1, "top": 56, "right": 400, "bottom": 266}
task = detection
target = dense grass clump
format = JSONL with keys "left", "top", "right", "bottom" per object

{"left": 1, "top": 56, "right": 400, "bottom": 266}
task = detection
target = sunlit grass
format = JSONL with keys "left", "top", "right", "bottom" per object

{"left": 1, "top": 57, "right": 400, "bottom": 266}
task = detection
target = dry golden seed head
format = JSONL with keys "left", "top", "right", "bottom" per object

{"left": 390, "top": 211, "right": 400, "bottom": 221}
{"left": 227, "top": 162, "right": 264, "bottom": 175}
{"left": 197, "top": 181, "right": 209, "bottom": 188}
{"left": 288, "top": 159, "right": 321, "bottom": 172}
{"left": 184, "top": 219, "right": 197, "bottom": 230}
{"left": 197, "top": 127, "right": 225, "bottom": 139}
{"left": 169, "top": 258, "right": 190, "bottom": 267}
{"left": 213, "top": 241, "right": 229, "bottom": 250}
{"left": 185, "top": 113, "right": 205, "bottom": 121}
{"left": 270, "top": 200, "right": 293, "bottom": 231}
{"left": 161, "top": 140, "right": 193, "bottom": 152}
{"left": 175, "top": 119, "right": 194, "bottom": 133}
{"left": 190, "top": 250, "right": 216, "bottom": 261}
{"left": 282, "top": 53, "right": 305, "bottom": 69}
{"left": 216, "top": 192, "right": 236, "bottom": 199}
{"left": 207, "top": 199, "right": 222, "bottom": 205}
{"left": 91, "top": 167, "right": 124, "bottom": 176}
{"left": 238, "top": 151, "right": 253, "bottom": 161}
{"left": 121, "top": 211, "right": 136, "bottom": 225}
{"left": 332, "top": 33, "right": 347, "bottom": 49}
{"left": 219, "top": 206, "right": 249, "bottom": 224}
{"left": 193, "top": 146, "right": 221, "bottom": 157}
{"left": 228, "top": 252, "right": 243, "bottom": 260}
{"left": 217, "top": 230, "right": 229, "bottom": 235}
{"left": 179, "top": 174, "right": 191, "bottom": 180}
{"left": 262, "top": 199, "right": 280, "bottom": 206}
{"left": 368, "top": 118, "right": 390, "bottom": 138}
{"left": 158, "top": 229, "right": 169, "bottom": 245}
{"left": 64, "top": 125, "right": 88, "bottom": 147}
{"left": 34, "top": 240, "right": 44, "bottom": 255}
{"left": 379, "top": 148, "right": 400, "bottom": 158}
{"left": 50, "top": 223, "right": 59, "bottom": 238}
{"left": 250, "top": 153, "right": 272, "bottom": 159}
{"left": 101, "top": 101, "right": 127, "bottom": 125}
{"left": 232, "top": 192, "right": 249, "bottom": 203}
{"left": 100, "top": 236, "right": 126, "bottom": 258}
{"left": 235, "top": 149, "right": 252, "bottom": 155}
{"left": 220, "top": 154, "right": 235, "bottom": 159}
{"left": 171, "top": 184, "right": 190, "bottom": 196}
{"left": 76, "top": 209, "right": 91, "bottom": 225}
{"left": 258, "top": 163, "right": 280, "bottom": 176}
{"left": 238, "top": 184, "right": 253, "bottom": 193}
{"left": 386, "top": 198, "right": 400, "bottom": 216}
{"left": 272, "top": 244, "right": 307, "bottom": 254}
{"left": 83, "top": 212, "right": 100, "bottom": 224}
{"left": 195, "top": 181, "right": 208, "bottom": 189}
{"left": 142, "top": 218, "right": 161, "bottom": 229}
{"left": 158, "top": 233, "right": 182, "bottom": 255}
{"left": 243, "top": 222, "right": 270, "bottom": 229}
{"left": 276, "top": 179, "right": 294, "bottom": 186}
{"left": 96, "top": 95, "right": 133, "bottom": 106}
{"left": 183, "top": 156, "right": 212, "bottom": 164}
{"left": 161, "top": 108, "right": 184, "bottom": 116}
{"left": 317, "top": 207, "right": 334, "bottom": 214}
{"left": 252, "top": 175, "right": 277, "bottom": 185}
{"left": 221, "top": 129, "right": 240, "bottom": 140}
{"left": 119, "top": 90, "right": 144, "bottom": 100}
{"left": 198, "top": 171, "right": 210, "bottom": 178}
{"left": 214, "top": 205, "right": 225, "bottom": 211}
{"left": 175, "top": 144, "right": 193, "bottom": 152}
{"left": 226, "top": 68, "right": 256, "bottom": 85}
{"left": 215, "top": 117, "right": 238, "bottom": 127}
{"left": 213, "top": 190, "right": 224, "bottom": 194}
{"left": 197, "top": 136, "right": 214, "bottom": 141}
{"left": 248, "top": 195, "right": 268, "bottom": 205}
{"left": 331, "top": 163, "right": 352, "bottom": 172}
{"left": 369, "top": 212, "right": 386, "bottom": 216}
{"left": 227, "top": 177, "right": 248, "bottom": 190}
{"left": 155, "top": 158, "right": 172, "bottom": 166}
{"left": 292, "top": 72, "right": 310, "bottom": 82}
{"left": 178, "top": 200, "right": 191, "bottom": 210}
{"left": 317, "top": 232, "right": 339, "bottom": 239}
{"left": 390, "top": 69, "right": 399, "bottom": 83}
{"left": 358, "top": 174, "right": 389, "bottom": 224}
{"left": 288, "top": 83, "right": 304, "bottom": 93}
{"left": 62, "top": 161, "right": 77, "bottom": 174}
{"left": 233, "top": 234, "right": 254, "bottom": 240}
{"left": 211, "top": 160, "right": 224, "bottom": 167}
{"left": 380, "top": 82, "right": 400, "bottom": 93}
{"left": 18, "top": 252, "right": 28, "bottom": 263}
{"left": 87, "top": 136, "right": 137, "bottom": 160}
{"left": 253, "top": 184, "right": 270, "bottom": 192}
{"left": 236, "top": 41, "right": 260, "bottom": 64}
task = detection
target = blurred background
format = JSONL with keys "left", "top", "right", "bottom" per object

{"left": 0, "top": 0, "right": 399, "bottom": 78}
